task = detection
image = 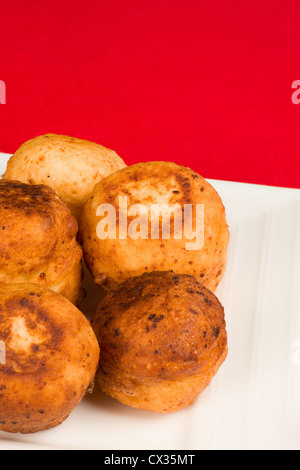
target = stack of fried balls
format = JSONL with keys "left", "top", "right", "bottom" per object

{"left": 0, "top": 133, "right": 229, "bottom": 433}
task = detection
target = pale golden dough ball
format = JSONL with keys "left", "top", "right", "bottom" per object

{"left": 0, "top": 284, "right": 100, "bottom": 433}
{"left": 3, "top": 134, "right": 127, "bottom": 219}
{"left": 91, "top": 271, "right": 228, "bottom": 413}
{"left": 0, "top": 179, "right": 83, "bottom": 305}
{"left": 80, "top": 161, "right": 230, "bottom": 293}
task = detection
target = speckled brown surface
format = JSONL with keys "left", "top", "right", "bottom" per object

{"left": 0, "top": 284, "right": 99, "bottom": 433}
{"left": 0, "top": 179, "right": 83, "bottom": 304}
{"left": 91, "top": 271, "right": 228, "bottom": 413}
{"left": 80, "top": 161, "right": 230, "bottom": 292}
{"left": 3, "top": 134, "right": 127, "bottom": 219}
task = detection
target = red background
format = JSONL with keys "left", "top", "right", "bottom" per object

{"left": 0, "top": 0, "right": 299, "bottom": 188}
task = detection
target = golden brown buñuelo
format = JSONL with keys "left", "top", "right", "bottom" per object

{"left": 3, "top": 133, "right": 127, "bottom": 219}
{"left": 0, "top": 284, "right": 100, "bottom": 433}
{"left": 91, "top": 271, "right": 228, "bottom": 413}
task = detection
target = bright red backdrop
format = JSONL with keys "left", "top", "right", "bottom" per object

{"left": 0, "top": 0, "right": 299, "bottom": 188}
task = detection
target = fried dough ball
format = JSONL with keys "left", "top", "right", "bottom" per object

{"left": 91, "top": 271, "right": 228, "bottom": 413}
{"left": 80, "top": 161, "right": 229, "bottom": 292}
{"left": 0, "top": 180, "right": 83, "bottom": 304}
{"left": 0, "top": 284, "right": 100, "bottom": 433}
{"left": 3, "top": 133, "right": 126, "bottom": 219}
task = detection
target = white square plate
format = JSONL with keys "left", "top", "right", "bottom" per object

{"left": 0, "top": 153, "right": 299, "bottom": 450}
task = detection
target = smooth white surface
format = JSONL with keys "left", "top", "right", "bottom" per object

{"left": 0, "top": 153, "right": 299, "bottom": 450}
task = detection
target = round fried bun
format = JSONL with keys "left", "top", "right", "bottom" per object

{"left": 80, "top": 161, "right": 230, "bottom": 292}
{"left": 91, "top": 271, "right": 228, "bottom": 413}
{"left": 0, "top": 180, "right": 83, "bottom": 304}
{"left": 0, "top": 284, "right": 100, "bottom": 433}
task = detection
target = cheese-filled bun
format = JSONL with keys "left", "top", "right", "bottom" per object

{"left": 91, "top": 271, "right": 228, "bottom": 413}
{"left": 3, "top": 133, "right": 126, "bottom": 219}
{"left": 0, "top": 179, "right": 83, "bottom": 304}
{"left": 0, "top": 284, "right": 100, "bottom": 433}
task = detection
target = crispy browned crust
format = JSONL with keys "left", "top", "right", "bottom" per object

{"left": 91, "top": 271, "right": 227, "bottom": 413}
{"left": 80, "top": 161, "right": 230, "bottom": 293}
{"left": 3, "top": 134, "right": 126, "bottom": 219}
{"left": 0, "top": 284, "right": 100, "bottom": 433}
{"left": 0, "top": 180, "right": 83, "bottom": 304}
